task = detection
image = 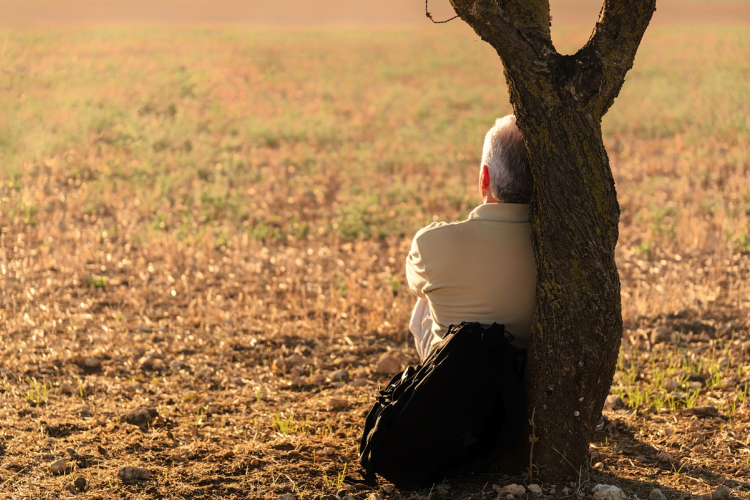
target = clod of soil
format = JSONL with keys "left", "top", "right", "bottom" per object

{"left": 374, "top": 353, "right": 401, "bottom": 374}
{"left": 74, "top": 477, "right": 87, "bottom": 491}
{"left": 121, "top": 406, "right": 159, "bottom": 430}
{"left": 117, "top": 466, "right": 151, "bottom": 483}
{"left": 49, "top": 458, "right": 67, "bottom": 475}
{"left": 712, "top": 485, "right": 731, "bottom": 500}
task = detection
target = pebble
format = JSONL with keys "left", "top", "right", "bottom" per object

{"left": 681, "top": 405, "right": 719, "bottom": 418}
{"left": 84, "top": 356, "right": 102, "bottom": 369}
{"left": 328, "top": 397, "right": 350, "bottom": 410}
{"left": 50, "top": 459, "right": 67, "bottom": 475}
{"left": 374, "top": 353, "right": 401, "bottom": 374}
{"left": 250, "top": 458, "right": 260, "bottom": 467}
{"left": 117, "top": 466, "right": 151, "bottom": 483}
{"left": 329, "top": 369, "right": 349, "bottom": 382}
{"left": 592, "top": 484, "right": 625, "bottom": 500}
{"left": 711, "top": 485, "right": 730, "bottom": 500}
{"left": 351, "top": 378, "right": 369, "bottom": 387}
{"left": 381, "top": 484, "right": 394, "bottom": 494}
{"left": 60, "top": 382, "right": 73, "bottom": 394}
{"left": 74, "top": 477, "right": 87, "bottom": 491}
{"left": 493, "top": 484, "right": 526, "bottom": 496}
{"left": 527, "top": 484, "right": 543, "bottom": 495}
{"left": 366, "top": 493, "right": 383, "bottom": 500}
{"left": 648, "top": 488, "right": 666, "bottom": 500}
{"left": 66, "top": 447, "right": 77, "bottom": 457}
{"left": 603, "top": 394, "right": 625, "bottom": 411}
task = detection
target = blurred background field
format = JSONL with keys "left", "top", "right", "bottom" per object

{"left": 0, "top": 1, "right": 749, "bottom": 499}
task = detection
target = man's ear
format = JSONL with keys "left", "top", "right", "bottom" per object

{"left": 480, "top": 165, "right": 491, "bottom": 189}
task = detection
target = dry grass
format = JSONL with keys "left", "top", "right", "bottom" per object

{"left": 0, "top": 24, "right": 749, "bottom": 500}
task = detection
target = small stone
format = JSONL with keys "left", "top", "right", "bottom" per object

{"left": 250, "top": 458, "right": 260, "bottom": 467}
{"left": 351, "top": 378, "right": 369, "bottom": 387}
{"left": 592, "top": 484, "right": 625, "bottom": 500}
{"left": 681, "top": 405, "right": 719, "bottom": 418}
{"left": 122, "top": 406, "right": 158, "bottom": 430}
{"left": 328, "top": 397, "right": 349, "bottom": 410}
{"left": 336, "top": 489, "right": 349, "bottom": 498}
{"left": 711, "top": 485, "right": 730, "bottom": 500}
{"left": 66, "top": 447, "right": 77, "bottom": 457}
{"left": 651, "top": 327, "right": 671, "bottom": 344}
{"left": 381, "top": 484, "right": 394, "bottom": 494}
{"left": 528, "top": 484, "right": 543, "bottom": 495}
{"left": 604, "top": 394, "right": 625, "bottom": 411}
{"left": 649, "top": 488, "right": 666, "bottom": 500}
{"left": 117, "top": 466, "right": 151, "bottom": 483}
{"left": 374, "top": 353, "right": 401, "bottom": 374}
{"left": 593, "top": 462, "right": 605, "bottom": 470}
{"left": 656, "top": 451, "right": 675, "bottom": 463}
{"left": 329, "top": 369, "right": 349, "bottom": 381}
{"left": 74, "top": 477, "right": 87, "bottom": 491}
{"left": 97, "top": 445, "right": 107, "bottom": 455}
{"left": 84, "top": 357, "right": 102, "bottom": 368}
{"left": 60, "top": 382, "right": 73, "bottom": 394}
{"left": 323, "top": 447, "right": 335, "bottom": 455}
{"left": 50, "top": 459, "right": 67, "bottom": 475}
{"left": 495, "top": 484, "right": 525, "bottom": 496}
{"left": 367, "top": 493, "right": 383, "bottom": 500}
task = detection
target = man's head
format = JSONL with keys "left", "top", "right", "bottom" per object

{"left": 479, "top": 115, "right": 532, "bottom": 204}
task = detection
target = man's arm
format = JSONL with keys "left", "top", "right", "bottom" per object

{"left": 406, "top": 223, "right": 442, "bottom": 298}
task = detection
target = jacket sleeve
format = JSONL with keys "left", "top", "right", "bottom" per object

{"left": 405, "top": 226, "right": 435, "bottom": 298}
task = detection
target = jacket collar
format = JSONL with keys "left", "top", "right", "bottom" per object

{"left": 468, "top": 203, "right": 530, "bottom": 222}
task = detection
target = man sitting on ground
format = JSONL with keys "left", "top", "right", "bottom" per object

{"left": 406, "top": 115, "right": 536, "bottom": 360}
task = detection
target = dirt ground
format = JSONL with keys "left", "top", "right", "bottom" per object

{"left": 1, "top": 9, "right": 749, "bottom": 500}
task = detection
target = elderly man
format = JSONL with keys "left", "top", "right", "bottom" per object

{"left": 406, "top": 115, "right": 536, "bottom": 360}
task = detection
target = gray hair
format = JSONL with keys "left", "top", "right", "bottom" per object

{"left": 480, "top": 115, "right": 532, "bottom": 203}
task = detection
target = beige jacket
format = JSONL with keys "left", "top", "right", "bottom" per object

{"left": 406, "top": 203, "right": 536, "bottom": 355}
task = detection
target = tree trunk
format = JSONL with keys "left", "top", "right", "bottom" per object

{"left": 448, "top": 0, "right": 657, "bottom": 481}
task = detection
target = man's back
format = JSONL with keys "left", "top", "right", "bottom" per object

{"left": 406, "top": 203, "right": 536, "bottom": 353}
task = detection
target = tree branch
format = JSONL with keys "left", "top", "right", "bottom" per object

{"left": 449, "top": 0, "right": 554, "bottom": 70}
{"left": 584, "top": 0, "right": 657, "bottom": 117}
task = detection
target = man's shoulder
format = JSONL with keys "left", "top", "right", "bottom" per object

{"left": 413, "top": 219, "right": 472, "bottom": 245}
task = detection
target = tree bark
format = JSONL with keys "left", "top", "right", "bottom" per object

{"left": 448, "top": 0, "right": 656, "bottom": 481}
